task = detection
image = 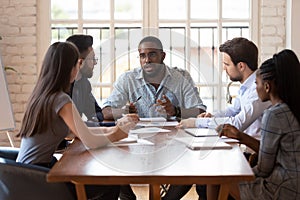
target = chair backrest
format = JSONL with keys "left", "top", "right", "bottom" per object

{"left": 0, "top": 147, "right": 76, "bottom": 200}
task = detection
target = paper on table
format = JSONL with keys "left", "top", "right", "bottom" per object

{"left": 137, "top": 121, "right": 179, "bottom": 127}
{"left": 184, "top": 128, "right": 218, "bottom": 137}
{"left": 109, "top": 137, "right": 154, "bottom": 147}
{"left": 129, "top": 127, "right": 171, "bottom": 134}
{"left": 139, "top": 117, "right": 167, "bottom": 122}
{"left": 113, "top": 135, "right": 138, "bottom": 144}
{"left": 174, "top": 137, "right": 232, "bottom": 150}
{"left": 219, "top": 136, "right": 239, "bottom": 143}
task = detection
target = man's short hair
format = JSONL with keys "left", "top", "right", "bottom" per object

{"left": 219, "top": 37, "right": 258, "bottom": 71}
{"left": 138, "top": 36, "right": 163, "bottom": 50}
{"left": 66, "top": 34, "right": 93, "bottom": 54}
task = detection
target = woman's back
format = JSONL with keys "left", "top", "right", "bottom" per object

{"left": 17, "top": 92, "right": 71, "bottom": 165}
{"left": 254, "top": 103, "right": 300, "bottom": 199}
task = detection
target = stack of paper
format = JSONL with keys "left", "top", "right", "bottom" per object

{"left": 137, "top": 117, "right": 179, "bottom": 127}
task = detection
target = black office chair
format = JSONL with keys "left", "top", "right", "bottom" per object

{"left": 0, "top": 147, "right": 76, "bottom": 200}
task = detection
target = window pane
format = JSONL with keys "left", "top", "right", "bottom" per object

{"left": 222, "top": 0, "right": 250, "bottom": 19}
{"left": 83, "top": 0, "right": 110, "bottom": 20}
{"left": 158, "top": 27, "right": 186, "bottom": 69}
{"left": 191, "top": 0, "right": 217, "bottom": 19}
{"left": 222, "top": 22, "right": 249, "bottom": 43}
{"left": 51, "top": 0, "right": 78, "bottom": 20}
{"left": 114, "top": 0, "right": 142, "bottom": 20}
{"left": 190, "top": 23, "right": 218, "bottom": 85}
{"left": 159, "top": 0, "right": 186, "bottom": 19}
{"left": 114, "top": 27, "right": 142, "bottom": 77}
{"left": 51, "top": 25, "right": 78, "bottom": 42}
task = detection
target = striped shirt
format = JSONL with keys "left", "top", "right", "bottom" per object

{"left": 102, "top": 65, "right": 206, "bottom": 118}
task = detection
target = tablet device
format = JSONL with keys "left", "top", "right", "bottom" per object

{"left": 184, "top": 128, "right": 218, "bottom": 137}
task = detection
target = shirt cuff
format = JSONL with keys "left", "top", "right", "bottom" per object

{"left": 195, "top": 118, "right": 210, "bottom": 128}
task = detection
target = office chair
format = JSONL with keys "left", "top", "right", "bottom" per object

{"left": 0, "top": 147, "right": 75, "bottom": 200}
{"left": 226, "top": 81, "right": 234, "bottom": 104}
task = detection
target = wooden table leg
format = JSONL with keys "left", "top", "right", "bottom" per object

{"left": 149, "top": 184, "right": 161, "bottom": 200}
{"left": 75, "top": 183, "right": 87, "bottom": 200}
{"left": 218, "top": 184, "right": 229, "bottom": 200}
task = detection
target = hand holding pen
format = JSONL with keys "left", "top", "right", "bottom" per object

{"left": 122, "top": 96, "right": 142, "bottom": 114}
{"left": 216, "top": 124, "right": 241, "bottom": 141}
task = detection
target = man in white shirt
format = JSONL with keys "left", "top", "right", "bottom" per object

{"left": 178, "top": 37, "right": 271, "bottom": 138}
{"left": 163, "top": 37, "right": 271, "bottom": 200}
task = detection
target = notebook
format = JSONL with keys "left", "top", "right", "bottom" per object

{"left": 184, "top": 128, "right": 218, "bottom": 137}
{"left": 174, "top": 137, "right": 232, "bottom": 150}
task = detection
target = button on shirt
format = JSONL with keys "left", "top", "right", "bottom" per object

{"left": 102, "top": 65, "right": 206, "bottom": 118}
{"left": 195, "top": 72, "right": 271, "bottom": 138}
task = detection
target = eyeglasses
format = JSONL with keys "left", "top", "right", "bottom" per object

{"left": 138, "top": 52, "right": 160, "bottom": 60}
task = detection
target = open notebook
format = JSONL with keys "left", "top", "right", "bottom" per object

{"left": 184, "top": 128, "right": 218, "bottom": 137}
{"left": 175, "top": 137, "right": 232, "bottom": 150}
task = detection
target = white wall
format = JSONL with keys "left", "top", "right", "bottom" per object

{"left": 286, "top": 0, "right": 300, "bottom": 57}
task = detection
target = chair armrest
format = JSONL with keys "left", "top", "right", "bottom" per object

{"left": 0, "top": 147, "right": 19, "bottom": 160}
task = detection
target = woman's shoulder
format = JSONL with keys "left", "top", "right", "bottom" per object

{"left": 267, "top": 103, "right": 289, "bottom": 114}
{"left": 53, "top": 92, "right": 72, "bottom": 111}
{"left": 55, "top": 91, "right": 72, "bottom": 101}
{"left": 264, "top": 103, "right": 293, "bottom": 123}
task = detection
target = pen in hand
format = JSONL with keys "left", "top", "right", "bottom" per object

{"left": 122, "top": 96, "right": 142, "bottom": 115}
{"left": 128, "top": 96, "right": 142, "bottom": 114}
{"left": 133, "top": 96, "right": 142, "bottom": 105}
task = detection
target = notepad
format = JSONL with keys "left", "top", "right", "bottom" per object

{"left": 137, "top": 121, "right": 179, "bottom": 127}
{"left": 184, "top": 128, "right": 218, "bottom": 137}
{"left": 174, "top": 137, "right": 232, "bottom": 150}
{"left": 109, "top": 136, "right": 154, "bottom": 146}
{"left": 113, "top": 136, "right": 138, "bottom": 144}
{"left": 139, "top": 117, "right": 167, "bottom": 122}
{"left": 129, "top": 127, "right": 171, "bottom": 134}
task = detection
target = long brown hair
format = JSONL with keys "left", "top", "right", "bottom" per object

{"left": 17, "top": 42, "right": 79, "bottom": 137}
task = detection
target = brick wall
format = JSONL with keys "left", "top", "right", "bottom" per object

{"left": 260, "top": 0, "right": 286, "bottom": 61}
{"left": 0, "top": 0, "right": 37, "bottom": 146}
{"left": 0, "top": 0, "right": 288, "bottom": 147}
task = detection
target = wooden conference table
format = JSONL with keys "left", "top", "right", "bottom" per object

{"left": 47, "top": 127, "right": 254, "bottom": 200}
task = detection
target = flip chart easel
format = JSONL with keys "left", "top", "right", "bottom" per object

{"left": 0, "top": 53, "right": 16, "bottom": 147}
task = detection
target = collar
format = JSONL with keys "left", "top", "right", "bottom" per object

{"left": 239, "top": 71, "right": 256, "bottom": 95}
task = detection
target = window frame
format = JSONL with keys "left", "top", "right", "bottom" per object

{"left": 38, "top": 0, "right": 259, "bottom": 111}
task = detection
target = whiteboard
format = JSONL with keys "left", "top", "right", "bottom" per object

{"left": 0, "top": 54, "right": 15, "bottom": 131}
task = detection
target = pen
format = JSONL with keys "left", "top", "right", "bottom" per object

{"left": 133, "top": 96, "right": 142, "bottom": 105}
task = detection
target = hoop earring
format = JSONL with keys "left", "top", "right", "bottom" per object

{"left": 226, "top": 81, "right": 233, "bottom": 104}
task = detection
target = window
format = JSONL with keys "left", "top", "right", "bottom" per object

{"left": 48, "top": 0, "right": 258, "bottom": 112}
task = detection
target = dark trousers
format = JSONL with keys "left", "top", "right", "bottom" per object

{"left": 66, "top": 183, "right": 120, "bottom": 200}
{"left": 162, "top": 184, "right": 207, "bottom": 200}
{"left": 119, "top": 185, "right": 137, "bottom": 200}
{"left": 162, "top": 185, "right": 192, "bottom": 200}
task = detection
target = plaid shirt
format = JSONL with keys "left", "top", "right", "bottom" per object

{"left": 240, "top": 103, "right": 300, "bottom": 199}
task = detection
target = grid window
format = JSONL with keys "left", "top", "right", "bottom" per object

{"left": 50, "top": 0, "right": 257, "bottom": 112}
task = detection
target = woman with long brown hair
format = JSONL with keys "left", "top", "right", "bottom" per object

{"left": 16, "top": 42, "right": 139, "bottom": 199}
